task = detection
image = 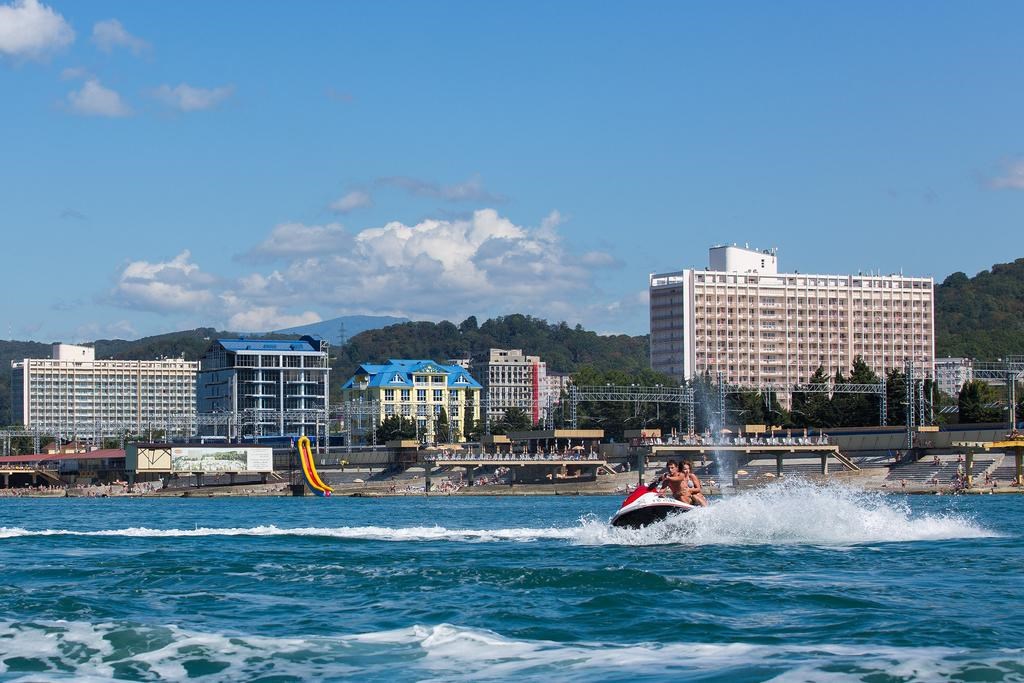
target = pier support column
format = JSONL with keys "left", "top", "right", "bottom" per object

{"left": 637, "top": 449, "right": 645, "bottom": 487}
{"left": 965, "top": 450, "right": 975, "bottom": 487}
{"left": 229, "top": 472, "right": 236, "bottom": 485}
{"left": 425, "top": 464, "right": 432, "bottom": 493}
{"left": 1016, "top": 447, "right": 1023, "bottom": 487}
{"left": 820, "top": 453, "right": 829, "bottom": 475}
{"left": 3, "top": 473, "right": 8, "bottom": 487}
{"left": 776, "top": 453, "right": 784, "bottom": 478}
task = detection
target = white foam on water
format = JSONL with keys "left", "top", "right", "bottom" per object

{"left": 0, "top": 524, "right": 577, "bottom": 543}
{"left": 1, "top": 620, "right": 1017, "bottom": 682}
{"left": 576, "top": 479, "right": 1000, "bottom": 546}
{"left": 0, "top": 480, "right": 998, "bottom": 548}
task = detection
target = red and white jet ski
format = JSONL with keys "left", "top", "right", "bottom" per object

{"left": 610, "top": 478, "right": 696, "bottom": 528}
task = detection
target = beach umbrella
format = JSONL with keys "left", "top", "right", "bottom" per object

{"left": 352, "top": 478, "right": 364, "bottom": 483}
{"left": 736, "top": 469, "right": 748, "bottom": 475}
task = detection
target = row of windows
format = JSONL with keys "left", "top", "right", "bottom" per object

{"left": 693, "top": 274, "right": 931, "bottom": 288}
{"left": 383, "top": 403, "right": 473, "bottom": 420}
{"left": 382, "top": 389, "right": 477, "bottom": 401}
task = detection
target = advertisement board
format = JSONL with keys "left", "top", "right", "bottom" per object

{"left": 167, "top": 446, "right": 273, "bottom": 473}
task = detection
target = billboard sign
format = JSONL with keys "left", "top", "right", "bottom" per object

{"left": 168, "top": 446, "right": 273, "bottom": 473}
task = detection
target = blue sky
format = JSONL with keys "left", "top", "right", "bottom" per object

{"left": 2, "top": 1, "right": 1023, "bottom": 343}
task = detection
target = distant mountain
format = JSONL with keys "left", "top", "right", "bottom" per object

{"left": 272, "top": 315, "right": 409, "bottom": 346}
{"left": 935, "top": 257, "right": 1024, "bottom": 359}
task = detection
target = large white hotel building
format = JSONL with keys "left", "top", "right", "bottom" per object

{"left": 650, "top": 245, "right": 935, "bottom": 386}
{"left": 11, "top": 343, "right": 198, "bottom": 438}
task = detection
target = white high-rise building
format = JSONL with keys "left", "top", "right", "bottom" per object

{"left": 649, "top": 245, "right": 935, "bottom": 386}
{"left": 11, "top": 344, "right": 198, "bottom": 438}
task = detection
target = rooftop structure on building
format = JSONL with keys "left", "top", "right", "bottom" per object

{"left": 341, "top": 359, "right": 481, "bottom": 443}
{"left": 10, "top": 343, "right": 198, "bottom": 440}
{"left": 196, "top": 336, "right": 329, "bottom": 441}
{"left": 649, "top": 245, "right": 935, "bottom": 388}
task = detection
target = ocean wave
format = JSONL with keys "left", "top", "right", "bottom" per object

{"left": 0, "top": 481, "right": 997, "bottom": 547}
{"left": 0, "top": 524, "right": 577, "bottom": 543}
{"left": 0, "top": 620, "right": 1019, "bottom": 682}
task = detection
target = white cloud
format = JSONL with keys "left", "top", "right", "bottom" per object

{"left": 110, "top": 250, "right": 216, "bottom": 312}
{"left": 91, "top": 18, "right": 147, "bottom": 54}
{"left": 104, "top": 210, "right": 633, "bottom": 336}
{"left": 992, "top": 159, "right": 1024, "bottom": 190}
{"left": 67, "top": 78, "right": 131, "bottom": 117}
{"left": 239, "top": 222, "right": 352, "bottom": 263}
{"left": 377, "top": 174, "right": 506, "bottom": 203}
{"left": 152, "top": 83, "right": 234, "bottom": 112}
{"left": 226, "top": 307, "right": 321, "bottom": 332}
{"left": 0, "top": 0, "right": 73, "bottom": 60}
{"left": 329, "top": 190, "right": 372, "bottom": 214}
{"left": 227, "top": 208, "right": 603, "bottom": 324}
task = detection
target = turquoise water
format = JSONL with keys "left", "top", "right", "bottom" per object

{"left": 1, "top": 480, "right": 1021, "bottom": 681}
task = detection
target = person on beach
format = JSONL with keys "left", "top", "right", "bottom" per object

{"left": 658, "top": 460, "right": 691, "bottom": 504}
{"left": 681, "top": 460, "right": 708, "bottom": 506}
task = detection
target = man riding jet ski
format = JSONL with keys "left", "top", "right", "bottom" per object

{"left": 611, "top": 459, "right": 706, "bottom": 528}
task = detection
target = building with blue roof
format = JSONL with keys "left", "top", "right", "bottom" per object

{"left": 197, "top": 336, "right": 330, "bottom": 440}
{"left": 341, "top": 359, "right": 481, "bottom": 443}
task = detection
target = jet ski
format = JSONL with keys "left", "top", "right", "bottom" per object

{"left": 610, "top": 478, "right": 696, "bottom": 528}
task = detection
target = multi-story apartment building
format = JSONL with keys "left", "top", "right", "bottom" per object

{"left": 197, "top": 336, "right": 329, "bottom": 439}
{"left": 934, "top": 357, "right": 973, "bottom": 398}
{"left": 650, "top": 244, "right": 935, "bottom": 386}
{"left": 472, "top": 348, "right": 547, "bottom": 425}
{"left": 10, "top": 343, "right": 197, "bottom": 438}
{"left": 341, "top": 359, "right": 481, "bottom": 443}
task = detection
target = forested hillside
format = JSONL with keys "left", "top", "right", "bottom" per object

{"left": 92, "top": 328, "right": 223, "bottom": 361}
{"left": 332, "top": 314, "right": 649, "bottom": 381}
{"left": 0, "top": 340, "right": 52, "bottom": 423}
{"left": 935, "top": 258, "right": 1024, "bottom": 359}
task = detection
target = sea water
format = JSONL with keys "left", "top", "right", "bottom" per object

{"left": 0, "top": 480, "right": 1021, "bottom": 682}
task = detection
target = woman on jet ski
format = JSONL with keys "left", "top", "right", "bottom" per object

{"left": 681, "top": 460, "right": 708, "bottom": 506}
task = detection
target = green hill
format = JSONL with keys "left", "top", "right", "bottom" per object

{"left": 333, "top": 314, "right": 649, "bottom": 380}
{"left": 934, "top": 257, "right": 1024, "bottom": 359}
{"left": 0, "top": 339, "right": 52, "bottom": 423}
